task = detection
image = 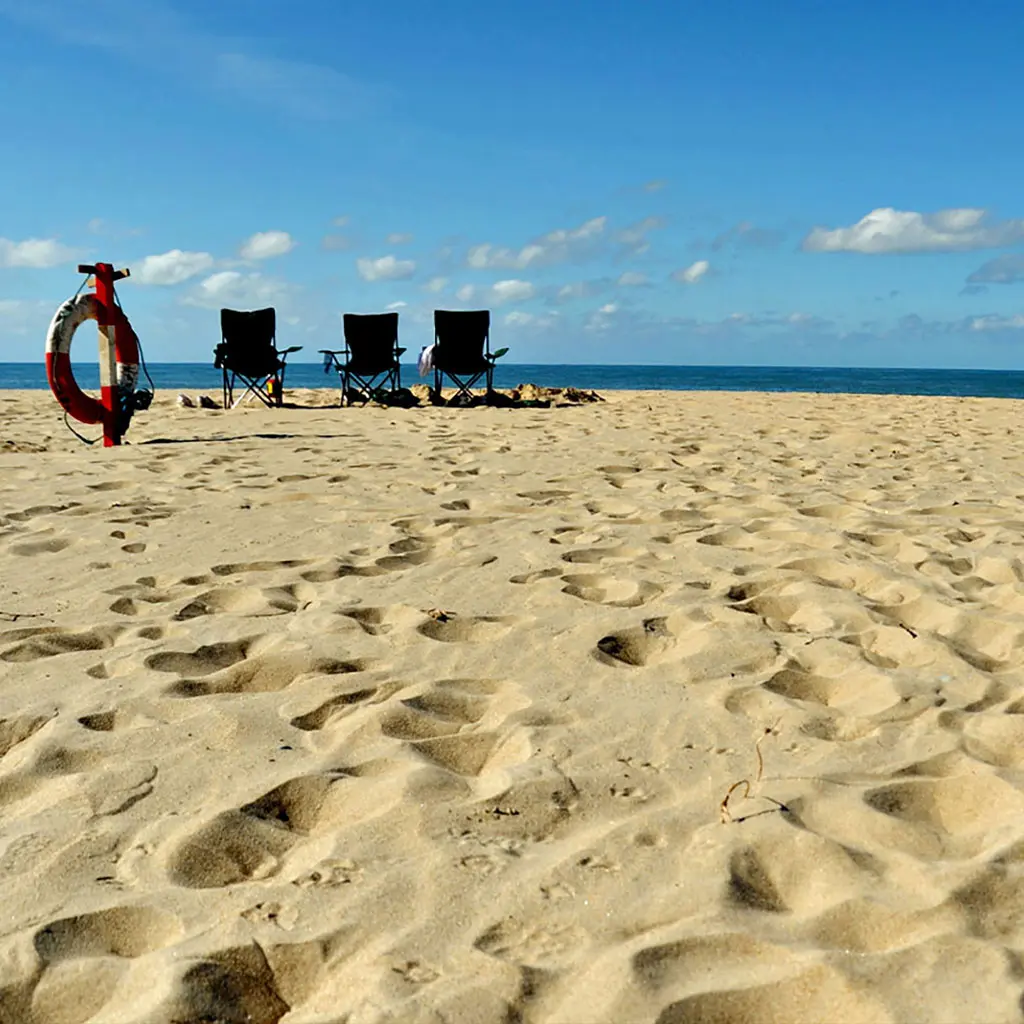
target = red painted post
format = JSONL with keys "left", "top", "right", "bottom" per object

{"left": 93, "top": 262, "right": 120, "bottom": 447}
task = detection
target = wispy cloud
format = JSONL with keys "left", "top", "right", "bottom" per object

{"left": 966, "top": 253, "right": 1024, "bottom": 284}
{"left": 0, "top": 0, "right": 385, "bottom": 121}
{"left": 0, "top": 298, "right": 55, "bottom": 335}
{"left": 614, "top": 216, "right": 665, "bottom": 256}
{"left": 321, "top": 234, "right": 352, "bottom": 252}
{"left": 467, "top": 216, "right": 606, "bottom": 270}
{"left": 617, "top": 271, "right": 649, "bottom": 287}
{"left": 708, "top": 221, "right": 785, "bottom": 251}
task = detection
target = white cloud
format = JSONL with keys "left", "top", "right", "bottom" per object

{"left": 966, "top": 313, "right": 1024, "bottom": 332}
{"left": 672, "top": 260, "right": 710, "bottom": 285}
{"left": 356, "top": 255, "right": 416, "bottom": 281}
{"left": 584, "top": 302, "right": 620, "bottom": 332}
{"left": 617, "top": 271, "right": 648, "bottom": 287}
{"left": 504, "top": 310, "right": 558, "bottom": 329}
{"left": 552, "top": 279, "right": 612, "bottom": 304}
{"left": 718, "top": 311, "right": 833, "bottom": 331}
{"left": 466, "top": 216, "right": 606, "bottom": 269}
{"left": 240, "top": 230, "right": 296, "bottom": 260}
{"left": 615, "top": 216, "right": 665, "bottom": 255}
{"left": 424, "top": 276, "right": 448, "bottom": 293}
{"left": 386, "top": 301, "right": 407, "bottom": 310}
{"left": 454, "top": 280, "right": 535, "bottom": 306}
{"left": 183, "top": 270, "right": 290, "bottom": 309}
{"left": 491, "top": 279, "right": 535, "bottom": 305}
{"left": 0, "top": 237, "right": 79, "bottom": 269}
{"left": 386, "top": 232, "right": 413, "bottom": 245}
{"left": 643, "top": 179, "right": 667, "bottom": 192}
{"left": 134, "top": 249, "right": 214, "bottom": 286}
{"left": 802, "top": 207, "right": 1024, "bottom": 254}
{"left": 332, "top": 215, "right": 350, "bottom": 228}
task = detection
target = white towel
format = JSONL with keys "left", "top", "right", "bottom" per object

{"left": 418, "top": 343, "right": 436, "bottom": 377}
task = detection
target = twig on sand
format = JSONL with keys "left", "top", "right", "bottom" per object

{"left": 0, "top": 610, "right": 45, "bottom": 622}
{"left": 898, "top": 622, "right": 918, "bottom": 638}
{"left": 424, "top": 608, "right": 454, "bottom": 622}
{"left": 719, "top": 720, "right": 789, "bottom": 824}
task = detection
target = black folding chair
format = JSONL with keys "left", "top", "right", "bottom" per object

{"left": 432, "top": 310, "right": 508, "bottom": 404}
{"left": 320, "top": 312, "right": 405, "bottom": 405}
{"left": 214, "top": 308, "right": 301, "bottom": 409}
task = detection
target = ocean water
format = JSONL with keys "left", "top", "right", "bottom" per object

{"left": 5, "top": 362, "right": 1024, "bottom": 399}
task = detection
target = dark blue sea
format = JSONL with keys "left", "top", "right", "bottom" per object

{"left": 5, "top": 362, "right": 1024, "bottom": 399}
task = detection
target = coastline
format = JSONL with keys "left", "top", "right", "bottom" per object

{"left": 2, "top": 387, "right": 1023, "bottom": 1021}
{"left": 5, "top": 361, "right": 1024, "bottom": 398}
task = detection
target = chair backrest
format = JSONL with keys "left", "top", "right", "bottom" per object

{"left": 433, "top": 310, "right": 490, "bottom": 372}
{"left": 343, "top": 312, "right": 400, "bottom": 373}
{"left": 219, "top": 308, "right": 279, "bottom": 376}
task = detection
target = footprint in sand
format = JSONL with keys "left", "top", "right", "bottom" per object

{"left": 9, "top": 533, "right": 73, "bottom": 556}
{"left": 14, "top": 906, "right": 183, "bottom": 1024}
{"left": 0, "top": 713, "right": 55, "bottom": 758}
{"left": 211, "top": 558, "right": 313, "bottom": 577}
{"left": 300, "top": 557, "right": 388, "bottom": 582}
{"left": 728, "top": 830, "right": 869, "bottom": 914}
{"left": 289, "top": 684, "right": 389, "bottom": 731}
{"left": 335, "top": 603, "right": 423, "bottom": 636}
{"left": 560, "top": 573, "right": 663, "bottom": 608}
{"left": 34, "top": 904, "right": 181, "bottom": 962}
{"left": 595, "top": 614, "right": 701, "bottom": 668}
{"left": 378, "top": 678, "right": 530, "bottom": 779}
{"left": 0, "top": 625, "right": 123, "bottom": 663}
{"left": 380, "top": 679, "right": 491, "bottom": 740}
{"left": 416, "top": 614, "right": 515, "bottom": 644}
{"left": 174, "top": 582, "right": 315, "bottom": 620}
{"left": 157, "top": 643, "right": 371, "bottom": 697}
{"left": 168, "top": 771, "right": 361, "bottom": 888}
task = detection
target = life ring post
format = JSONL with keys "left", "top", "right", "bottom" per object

{"left": 46, "top": 261, "right": 142, "bottom": 445}
{"left": 93, "top": 262, "right": 121, "bottom": 447}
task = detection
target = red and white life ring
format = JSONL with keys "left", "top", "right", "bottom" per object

{"left": 45, "top": 294, "right": 139, "bottom": 425}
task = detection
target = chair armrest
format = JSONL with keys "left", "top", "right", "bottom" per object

{"left": 318, "top": 349, "right": 344, "bottom": 355}
{"left": 281, "top": 346, "right": 303, "bottom": 355}
{"left": 487, "top": 347, "right": 509, "bottom": 361}
{"left": 396, "top": 347, "right": 407, "bottom": 357}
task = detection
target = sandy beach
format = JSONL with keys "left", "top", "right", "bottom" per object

{"left": 2, "top": 385, "right": 1024, "bottom": 1022}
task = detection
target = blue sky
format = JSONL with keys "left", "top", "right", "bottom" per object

{"left": 2, "top": 0, "right": 1024, "bottom": 367}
